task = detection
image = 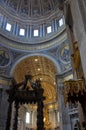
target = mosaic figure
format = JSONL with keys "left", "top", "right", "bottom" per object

{"left": 0, "top": 50, "right": 10, "bottom": 67}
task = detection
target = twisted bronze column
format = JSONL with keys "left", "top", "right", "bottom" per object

{"left": 6, "top": 100, "right": 13, "bottom": 130}
{"left": 13, "top": 101, "right": 19, "bottom": 130}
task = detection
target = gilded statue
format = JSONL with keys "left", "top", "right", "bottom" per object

{"left": 71, "top": 41, "right": 80, "bottom": 70}
{"left": 71, "top": 41, "right": 83, "bottom": 79}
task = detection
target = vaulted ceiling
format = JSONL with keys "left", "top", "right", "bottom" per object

{"left": 13, "top": 55, "right": 57, "bottom": 104}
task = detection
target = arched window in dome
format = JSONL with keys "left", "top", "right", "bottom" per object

{"left": 6, "top": 23, "right": 12, "bottom": 31}
{"left": 47, "top": 26, "right": 52, "bottom": 34}
{"left": 33, "top": 29, "right": 39, "bottom": 37}
{"left": 59, "top": 18, "right": 64, "bottom": 27}
{"left": 19, "top": 28, "right": 25, "bottom": 36}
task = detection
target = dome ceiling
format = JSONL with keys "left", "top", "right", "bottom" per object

{"left": 1, "top": 0, "right": 59, "bottom": 20}
{"left": 0, "top": 0, "right": 65, "bottom": 51}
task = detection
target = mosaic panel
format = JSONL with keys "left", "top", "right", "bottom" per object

{"left": 1, "top": 0, "right": 59, "bottom": 18}
{"left": 8, "top": 0, "right": 18, "bottom": 11}
{"left": 0, "top": 49, "right": 11, "bottom": 67}
{"left": 19, "top": 0, "right": 29, "bottom": 16}
{"left": 60, "top": 45, "right": 70, "bottom": 63}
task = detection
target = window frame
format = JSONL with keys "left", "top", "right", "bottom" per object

{"left": 47, "top": 26, "right": 52, "bottom": 34}
{"left": 19, "top": 28, "right": 25, "bottom": 36}
{"left": 6, "top": 23, "right": 12, "bottom": 31}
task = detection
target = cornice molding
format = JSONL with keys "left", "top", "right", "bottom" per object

{"left": 0, "top": 28, "right": 67, "bottom": 52}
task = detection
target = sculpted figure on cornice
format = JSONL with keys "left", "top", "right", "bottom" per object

{"left": 71, "top": 41, "right": 84, "bottom": 79}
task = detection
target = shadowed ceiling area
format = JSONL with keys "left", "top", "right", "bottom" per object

{"left": 13, "top": 55, "right": 58, "bottom": 104}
